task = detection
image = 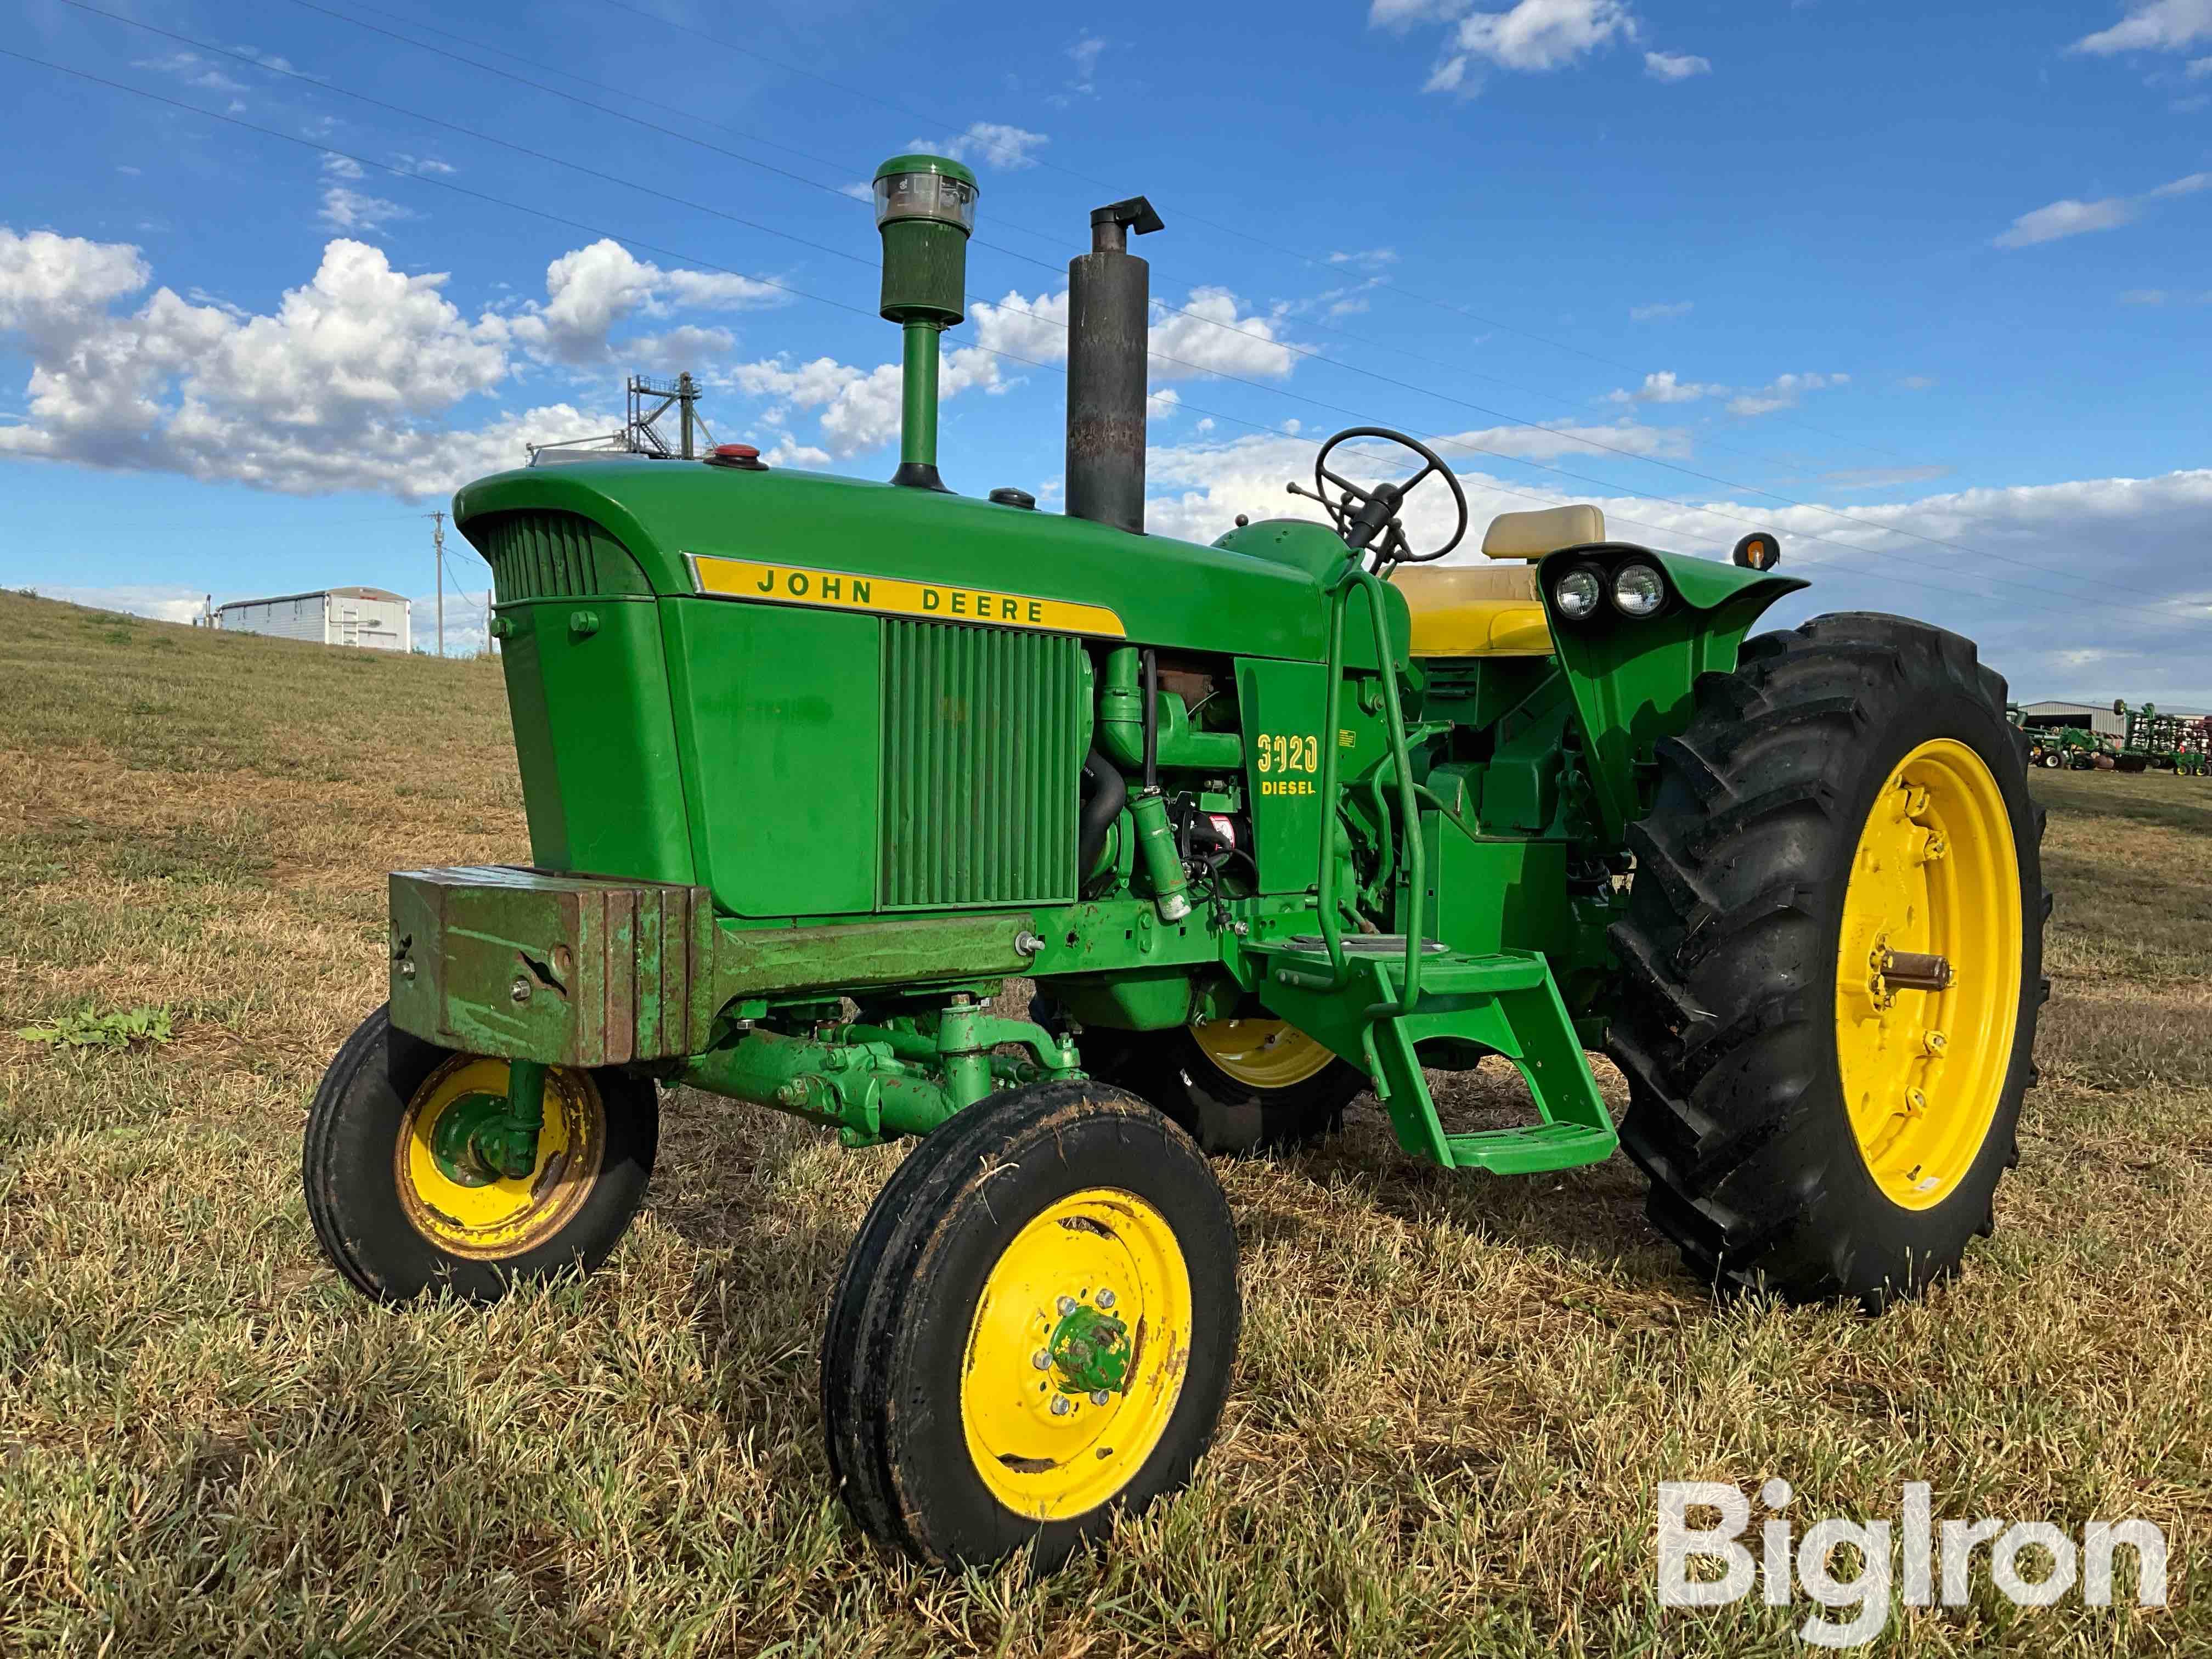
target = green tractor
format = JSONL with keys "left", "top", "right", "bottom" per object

{"left": 305, "top": 156, "right": 2049, "bottom": 1568}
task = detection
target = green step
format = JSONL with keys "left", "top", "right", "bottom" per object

{"left": 1253, "top": 939, "right": 1618, "bottom": 1178}
{"left": 1444, "top": 1122, "right": 1620, "bottom": 1176}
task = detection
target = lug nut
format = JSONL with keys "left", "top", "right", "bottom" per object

{"left": 1091, "top": 1391, "right": 1110, "bottom": 1406}
{"left": 1924, "top": 1031, "right": 1949, "bottom": 1056}
{"left": 1031, "top": 1350, "right": 1051, "bottom": 1370}
{"left": 1905, "top": 1088, "right": 1928, "bottom": 1116}
{"left": 1049, "top": 1395, "right": 1072, "bottom": 1417}
{"left": 510, "top": 976, "right": 532, "bottom": 1003}
{"left": 1057, "top": 1295, "right": 1077, "bottom": 1315}
{"left": 1094, "top": 1289, "right": 1115, "bottom": 1310}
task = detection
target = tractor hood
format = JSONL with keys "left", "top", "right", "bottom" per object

{"left": 455, "top": 459, "right": 1338, "bottom": 661}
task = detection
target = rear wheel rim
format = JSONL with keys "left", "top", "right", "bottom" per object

{"left": 394, "top": 1056, "right": 605, "bottom": 1257}
{"left": 1835, "top": 738, "right": 2022, "bottom": 1211}
{"left": 960, "top": 1187, "right": 1193, "bottom": 1521}
{"left": 1188, "top": 1018, "right": 1334, "bottom": 1089}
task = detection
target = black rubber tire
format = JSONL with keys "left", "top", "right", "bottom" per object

{"left": 1608, "top": 613, "right": 2050, "bottom": 1308}
{"left": 1079, "top": 1025, "right": 1363, "bottom": 1155}
{"left": 2040, "top": 752, "right": 2062, "bottom": 770}
{"left": 821, "top": 1080, "right": 1239, "bottom": 1570}
{"left": 303, "top": 1005, "right": 659, "bottom": 1304}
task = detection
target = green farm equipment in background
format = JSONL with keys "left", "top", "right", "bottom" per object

{"left": 306, "top": 157, "right": 2049, "bottom": 1568}
{"left": 2026, "top": 725, "right": 2115, "bottom": 771}
{"left": 2113, "top": 699, "right": 2210, "bottom": 776}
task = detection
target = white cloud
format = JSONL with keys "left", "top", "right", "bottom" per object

{"left": 2070, "top": 0, "right": 2212, "bottom": 55}
{"left": 1629, "top": 300, "right": 1694, "bottom": 321}
{"left": 1725, "top": 371, "right": 1847, "bottom": 417}
{"left": 500, "top": 239, "right": 785, "bottom": 365}
{"left": 1328, "top": 247, "right": 1400, "bottom": 269}
{"left": 1899, "top": 375, "right": 1938, "bottom": 391}
{"left": 911, "top": 122, "right": 1049, "bottom": 170}
{"left": 1994, "top": 170, "right": 2207, "bottom": 247}
{"left": 1606, "top": 369, "right": 1720, "bottom": 404}
{"left": 969, "top": 286, "right": 1304, "bottom": 384}
{"left": 130, "top": 52, "right": 247, "bottom": 95}
{"left": 723, "top": 343, "right": 1011, "bottom": 458}
{"left": 2192, "top": 54, "right": 2212, "bottom": 73}
{"left": 1819, "top": 465, "right": 1953, "bottom": 491}
{"left": 0, "top": 226, "right": 772, "bottom": 496}
{"left": 1069, "top": 34, "right": 1108, "bottom": 77}
{"left": 27, "top": 584, "right": 212, "bottom": 626}
{"left": 1644, "top": 49, "right": 1710, "bottom": 80}
{"left": 2123, "top": 287, "right": 2169, "bottom": 303}
{"left": 317, "top": 155, "right": 409, "bottom": 232}
{"left": 1994, "top": 195, "right": 2136, "bottom": 247}
{"left": 1138, "top": 435, "right": 2212, "bottom": 702}
{"left": 1406, "top": 0, "right": 1639, "bottom": 93}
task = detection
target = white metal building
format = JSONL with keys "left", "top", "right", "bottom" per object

{"left": 214, "top": 587, "right": 411, "bottom": 652}
{"left": 2019, "top": 699, "right": 2212, "bottom": 737}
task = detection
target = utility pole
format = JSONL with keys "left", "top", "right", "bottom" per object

{"left": 428, "top": 510, "right": 446, "bottom": 657}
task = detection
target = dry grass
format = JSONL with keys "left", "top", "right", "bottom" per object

{"left": 1, "top": 589, "right": 2204, "bottom": 1656}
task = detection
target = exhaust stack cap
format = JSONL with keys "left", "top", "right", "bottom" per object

{"left": 1066, "top": 197, "right": 1165, "bottom": 536}
{"left": 1089, "top": 196, "right": 1164, "bottom": 254}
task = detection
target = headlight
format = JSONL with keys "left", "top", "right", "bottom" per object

{"left": 1612, "top": 562, "right": 1666, "bottom": 618}
{"left": 1553, "top": 567, "right": 1603, "bottom": 620}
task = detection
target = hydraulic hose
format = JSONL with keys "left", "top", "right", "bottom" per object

{"left": 1079, "top": 751, "right": 1128, "bottom": 882}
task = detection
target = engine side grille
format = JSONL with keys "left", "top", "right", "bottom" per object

{"left": 471, "top": 510, "right": 651, "bottom": 603}
{"left": 881, "top": 620, "right": 1082, "bottom": 910}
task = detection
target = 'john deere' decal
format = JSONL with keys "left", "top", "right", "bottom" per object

{"left": 689, "top": 554, "right": 1126, "bottom": 638}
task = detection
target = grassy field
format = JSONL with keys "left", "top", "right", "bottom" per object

{"left": 2, "top": 588, "right": 2206, "bottom": 1656}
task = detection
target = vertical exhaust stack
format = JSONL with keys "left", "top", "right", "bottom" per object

{"left": 1066, "top": 197, "right": 1164, "bottom": 534}
{"left": 874, "top": 154, "right": 978, "bottom": 491}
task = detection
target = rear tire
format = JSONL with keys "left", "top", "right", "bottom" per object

{"left": 1609, "top": 614, "right": 2048, "bottom": 1307}
{"left": 1080, "top": 1020, "right": 1363, "bottom": 1154}
{"left": 822, "top": 1080, "right": 1238, "bottom": 1568}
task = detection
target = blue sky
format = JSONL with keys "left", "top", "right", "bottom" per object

{"left": 2, "top": 0, "right": 2207, "bottom": 697}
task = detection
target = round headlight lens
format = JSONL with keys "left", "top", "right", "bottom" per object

{"left": 1553, "top": 568, "right": 1603, "bottom": 620}
{"left": 1613, "top": 563, "right": 1666, "bottom": 618}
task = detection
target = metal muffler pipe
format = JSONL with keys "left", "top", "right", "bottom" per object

{"left": 1065, "top": 196, "right": 1163, "bottom": 534}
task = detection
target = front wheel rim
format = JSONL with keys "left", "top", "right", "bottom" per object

{"left": 960, "top": 1187, "right": 1193, "bottom": 1521}
{"left": 1834, "top": 738, "right": 2023, "bottom": 1211}
{"left": 1188, "top": 1018, "right": 1334, "bottom": 1090}
{"left": 395, "top": 1056, "right": 606, "bottom": 1257}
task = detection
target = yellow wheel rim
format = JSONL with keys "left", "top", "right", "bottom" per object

{"left": 1835, "top": 739, "right": 2022, "bottom": 1211}
{"left": 1188, "top": 1018, "right": 1334, "bottom": 1090}
{"left": 960, "top": 1187, "right": 1193, "bottom": 1522}
{"left": 394, "top": 1056, "right": 606, "bottom": 1258}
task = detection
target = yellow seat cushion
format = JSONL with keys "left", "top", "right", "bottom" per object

{"left": 1392, "top": 564, "right": 1554, "bottom": 658}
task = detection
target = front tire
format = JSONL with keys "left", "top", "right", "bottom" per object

{"left": 821, "top": 1080, "right": 1239, "bottom": 1568}
{"left": 1609, "top": 614, "right": 2048, "bottom": 1307}
{"left": 303, "top": 1006, "right": 659, "bottom": 1303}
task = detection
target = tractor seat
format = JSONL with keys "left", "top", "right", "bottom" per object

{"left": 1392, "top": 506, "right": 1607, "bottom": 658}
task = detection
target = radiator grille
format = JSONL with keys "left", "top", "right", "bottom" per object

{"left": 881, "top": 620, "right": 1083, "bottom": 910}
{"left": 471, "top": 511, "right": 651, "bottom": 603}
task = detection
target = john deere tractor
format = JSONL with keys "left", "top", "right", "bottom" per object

{"left": 306, "top": 157, "right": 2047, "bottom": 1568}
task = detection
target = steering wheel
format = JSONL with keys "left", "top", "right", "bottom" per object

{"left": 1290, "top": 426, "right": 1469, "bottom": 568}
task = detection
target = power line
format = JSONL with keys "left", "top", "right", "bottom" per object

{"left": 4, "top": 44, "right": 2197, "bottom": 631}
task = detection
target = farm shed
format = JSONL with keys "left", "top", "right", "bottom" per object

{"left": 215, "top": 587, "right": 411, "bottom": 652}
{"left": 2020, "top": 699, "right": 2124, "bottom": 738}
